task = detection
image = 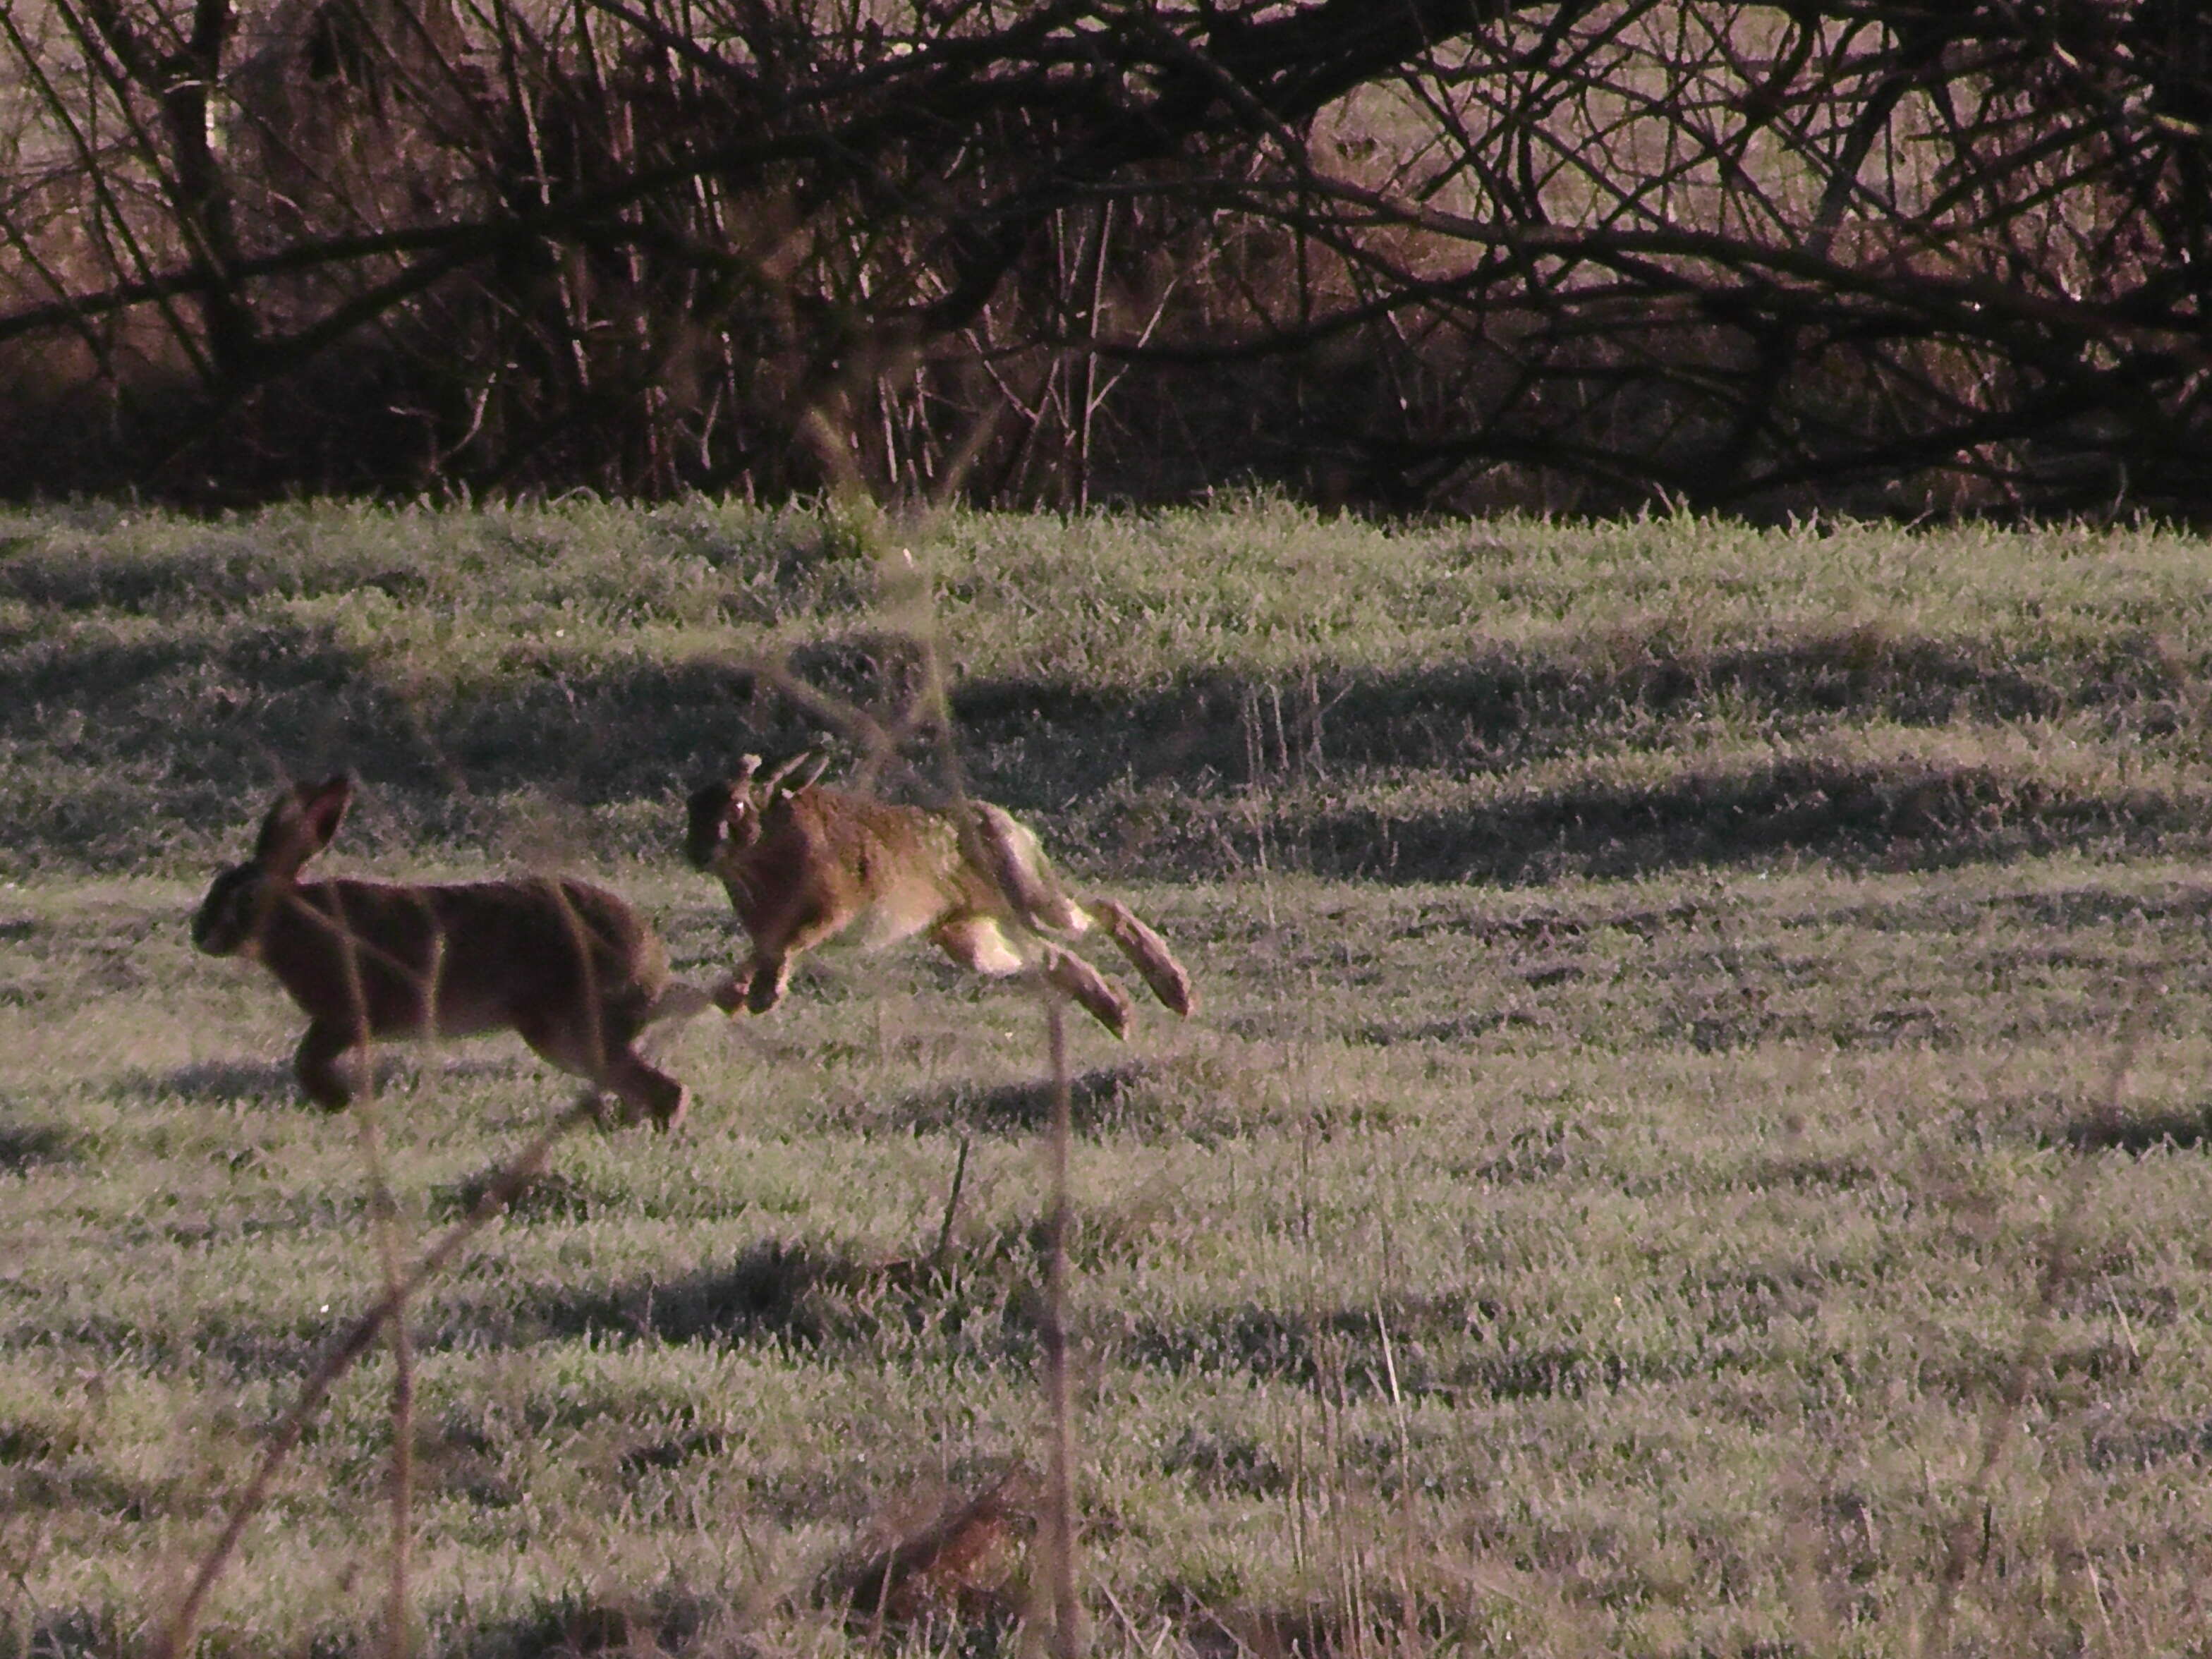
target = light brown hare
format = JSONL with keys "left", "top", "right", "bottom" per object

{"left": 193, "top": 775, "right": 703, "bottom": 1128}
{"left": 684, "top": 753, "right": 1196, "bottom": 1037}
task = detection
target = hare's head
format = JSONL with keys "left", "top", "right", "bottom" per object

{"left": 685, "top": 764, "right": 753, "bottom": 873}
{"left": 685, "top": 752, "right": 825, "bottom": 871}
{"left": 192, "top": 775, "right": 353, "bottom": 956}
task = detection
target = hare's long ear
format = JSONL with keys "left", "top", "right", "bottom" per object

{"left": 255, "top": 774, "right": 353, "bottom": 875}
{"left": 297, "top": 775, "right": 353, "bottom": 853}
{"left": 758, "top": 749, "right": 820, "bottom": 799}
{"left": 728, "top": 753, "right": 770, "bottom": 813}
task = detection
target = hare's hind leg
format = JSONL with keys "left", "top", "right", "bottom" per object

{"left": 1088, "top": 898, "right": 1196, "bottom": 1017}
{"left": 971, "top": 805, "right": 1086, "bottom": 932}
{"left": 1040, "top": 946, "right": 1134, "bottom": 1038}
{"left": 935, "top": 916, "right": 1134, "bottom": 1037}
{"left": 932, "top": 916, "right": 1026, "bottom": 978}
{"left": 600, "top": 1050, "right": 691, "bottom": 1132}
{"left": 515, "top": 1009, "right": 690, "bottom": 1131}
{"left": 294, "top": 1019, "right": 368, "bottom": 1110}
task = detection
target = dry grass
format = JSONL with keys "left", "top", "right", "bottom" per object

{"left": 4, "top": 502, "right": 2212, "bottom": 1655}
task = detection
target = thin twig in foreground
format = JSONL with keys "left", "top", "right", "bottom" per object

{"left": 1916, "top": 997, "right": 2151, "bottom": 1657}
{"left": 1039, "top": 994, "right": 1082, "bottom": 1658}
{"left": 354, "top": 1104, "right": 416, "bottom": 1659}
{"left": 150, "top": 1101, "right": 596, "bottom": 1659}
{"left": 932, "top": 1133, "right": 972, "bottom": 1272}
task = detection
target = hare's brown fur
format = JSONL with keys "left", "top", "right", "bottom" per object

{"left": 194, "top": 777, "right": 700, "bottom": 1127}
{"left": 685, "top": 756, "right": 1195, "bottom": 1037}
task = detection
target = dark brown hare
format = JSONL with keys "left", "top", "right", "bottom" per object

{"left": 685, "top": 753, "right": 1195, "bottom": 1038}
{"left": 193, "top": 776, "right": 704, "bottom": 1128}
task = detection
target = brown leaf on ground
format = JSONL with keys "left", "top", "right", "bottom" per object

{"left": 836, "top": 1469, "right": 1034, "bottom": 1627}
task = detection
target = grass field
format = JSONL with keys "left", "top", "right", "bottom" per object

{"left": 6, "top": 501, "right": 2212, "bottom": 1657}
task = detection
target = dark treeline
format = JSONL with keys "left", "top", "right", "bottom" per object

{"left": 1, "top": 1, "right": 2208, "bottom": 516}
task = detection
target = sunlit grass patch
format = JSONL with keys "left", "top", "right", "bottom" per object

{"left": 6, "top": 507, "right": 2212, "bottom": 1653}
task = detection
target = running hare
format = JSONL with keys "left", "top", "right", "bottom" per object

{"left": 193, "top": 775, "right": 701, "bottom": 1128}
{"left": 685, "top": 754, "right": 1196, "bottom": 1037}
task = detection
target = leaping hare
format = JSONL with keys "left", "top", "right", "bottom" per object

{"left": 193, "top": 775, "right": 703, "bottom": 1129}
{"left": 684, "top": 753, "right": 1196, "bottom": 1037}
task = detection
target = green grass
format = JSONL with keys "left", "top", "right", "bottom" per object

{"left": 6, "top": 502, "right": 2212, "bottom": 1655}
{"left": 4, "top": 497, "right": 2209, "bottom": 876}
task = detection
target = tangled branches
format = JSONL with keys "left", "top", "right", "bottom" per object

{"left": 0, "top": 1, "right": 2206, "bottom": 514}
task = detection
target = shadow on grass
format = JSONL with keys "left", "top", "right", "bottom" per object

{"left": 1115, "top": 1293, "right": 1684, "bottom": 1402}
{"left": 485, "top": 1239, "right": 975, "bottom": 1353}
{"left": 0, "top": 628, "right": 757, "bottom": 868}
{"left": 885, "top": 1064, "right": 1142, "bottom": 1137}
{"left": 1178, "top": 1600, "right": 1352, "bottom": 1659}
{"left": 0, "top": 621, "right": 442, "bottom": 866}
{"left": 468, "top": 1256, "right": 1713, "bottom": 1392}
{"left": 414, "top": 1217, "right": 1121, "bottom": 1359}
{"left": 113, "top": 1053, "right": 529, "bottom": 1110}
{"left": 454, "top": 1564, "right": 1023, "bottom": 1659}
{"left": 1184, "top": 1592, "right": 1493, "bottom": 1659}
{"left": 2055, "top": 1102, "right": 2212, "bottom": 1155}
{"left": 452, "top": 1587, "right": 719, "bottom": 1659}
{"left": 1974, "top": 881, "right": 2212, "bottom": 931}
{"left": 444, "top": 1575, "right": 1460, "bottom": 1659}
{"left": 616, "top": 1426, "right": 729, "bottom": 1474}
{"left": 885, "top": 1055, "right": 1256, "bottom": 1143}
{"left": 110, "top": 1058, "right": 300, "bottom": 1106}
{"left": 436, "top": 1165, "right": 604, "bottom": 1225}
{"left": 947, "top": 624, "right": 2086, "bottom": 781}
{"left": 0, "top": 537, "right": 428, "bottom": 615}
{"left": 0, "top": 1118, "right": 78, "bottom": 1172}
{"left": 2085, "top": 1414, "right": 2212, "bottom": 1472}
{"left": 1287, "top": 754, "right": 2195, "bottom": 885}
{"left": 0, "top": 1606, "right": 125, "bottom": 1659}
{"left": 8, "top": 613, "right": 2200, "bottom": 875}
